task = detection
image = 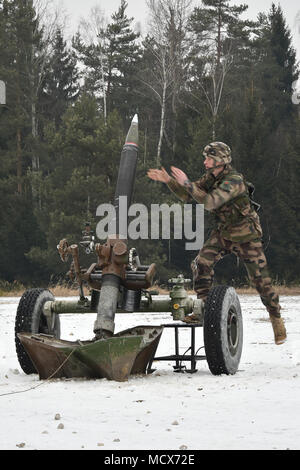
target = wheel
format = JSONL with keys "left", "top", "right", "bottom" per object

{"left": 15, "top": 288, "right": 61, "bottom": 374}
{"left": 203, "top": 285, "right": 243, "bottom": 375}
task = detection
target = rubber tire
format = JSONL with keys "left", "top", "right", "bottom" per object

{"left": 203, "top": 285, "right": 243, "bottom": 376}
{"left": 15, "top": 289, "right": 61, "bottom": 375}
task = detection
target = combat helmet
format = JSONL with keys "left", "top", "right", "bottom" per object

{"left": 203, "top": 142, "right": 232, "bottom": 165}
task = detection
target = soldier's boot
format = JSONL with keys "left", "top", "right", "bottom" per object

{"left": 270, "top": 315, "right": 287, "bottom": 345}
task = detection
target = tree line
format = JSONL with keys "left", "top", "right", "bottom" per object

{"left": 0, "top": 0, "right": 299, "bottom": 289}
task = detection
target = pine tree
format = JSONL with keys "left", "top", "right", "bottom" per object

{"left": 41, "top": 28, "right": 79, "bottom": 129}
{"left": 104, "top": 0, "right": 141, "bottom": 122}
{"left": 25, "top": 94, "right": 125, "bottom": 280}
{"left": 73, "top": 1, "right": 141, "bottom": 126}
{"left": 0, "top": 0, "right": 46, "bottom": 282}
{"left": 254, "top": 4, "right": 299, "bottom": 129}
{"left": 72, "top": 29, "right": 108, "bottom": 122}
{"left": 242, "top": 4, "right": 300, "bottom": 280}
{"left": 0, "top": 177, "right": 45, "bottom": 283}
{"left": 0, "top": 0, "right": 42, "bottom": 192}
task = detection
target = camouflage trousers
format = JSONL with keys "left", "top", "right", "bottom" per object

{"left": 191, "top": 231, "right": 281, "bottom": 318}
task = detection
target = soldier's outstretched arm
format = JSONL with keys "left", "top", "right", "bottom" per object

{"left": 183, "top": 174, "right": 246, "bottom": 211}
{"left": 147, "top": 167, "right": 193, "bottom": 202}
{"left": 167, "top": 177, "right": 194, "bottom": 202}
{"left": 147, "top": 167, "right": 170, "bottom": 183}
{"left": 169, "top": 166, "right": 217, "bottom": 204}
{"left": 168, "top": 166, "right": 194, "bottom": 202}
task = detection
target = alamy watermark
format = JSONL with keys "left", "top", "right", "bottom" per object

{"left": 96, "top": 196, "right": 204, "bottom": 251}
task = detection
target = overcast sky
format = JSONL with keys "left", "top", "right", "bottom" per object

{"left": 60, "top": 0, "right": 300, "bottom": 59}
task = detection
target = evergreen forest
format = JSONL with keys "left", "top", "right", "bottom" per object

{"left": 0, "top": 0, "right": 300, "bottom": 291}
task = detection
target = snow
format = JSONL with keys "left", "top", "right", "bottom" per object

{"left": 0, "top": 294, "right": 300, "bottom": 451}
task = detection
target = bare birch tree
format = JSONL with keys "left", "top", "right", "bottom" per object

{"left": 30, "top": 0, "right": 64, "bottom": 171}
{"left": 142, "top": 0, "right": 192, "bottom": 166}
{"left": 187, "top": 0, "right": 251, "bottom": 140}
{"left": 21, "top": 0, "right": 65, "bottom": 205}
{"left": 188, "top": 49, "right": 233, "bottom": 140}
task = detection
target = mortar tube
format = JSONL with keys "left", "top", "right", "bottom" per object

{"left": 93, "top": 274, "right": 121, "bottom": 338}
{"left": 94, "top": 115, "right": 139, "bottom": 338}
{"left": 111, "top": 114, "right": 139, "bottom": 238}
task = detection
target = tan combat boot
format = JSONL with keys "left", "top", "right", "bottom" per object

{"left": 270, "top": 316, "right": 287, "bottom": 345}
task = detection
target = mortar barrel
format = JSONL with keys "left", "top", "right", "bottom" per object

{"left": 111, "top": 114, "right": 139, "bottom": 238}
{"left": 94, "top": 115, "right": 139, "bottom": 338}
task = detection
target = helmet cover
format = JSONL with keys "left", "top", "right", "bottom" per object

{"left": 203, "top": 142, "right": 232, "bottom": 165}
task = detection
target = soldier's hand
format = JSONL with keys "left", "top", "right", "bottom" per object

{"left": 147, "top": 167, "right": 171, "bottom": 183}
{"left": 171, "top": 167, "right": 188, "bottom": 186}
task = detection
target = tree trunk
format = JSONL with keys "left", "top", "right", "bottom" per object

{"left": 100, "top": 54, "right": 107, "bottom": 124}
{"left": 144, "top": 126, "right": 148, "bottom": 166}
{"left": 157, "top": 75, "right": 167, "bottom": 167}
{"left": 17, "top": 128, "right": 22, "bottom": 194}
{"left": 31, "top": 101, "right": 39, "bottom": 171}
{"left": 171, "top": 91, "right": 178, "bottom": 157}
{"left": 217, "top": 4, "right": 222, "bottom": 67}
{"left": 212, "top": 115, "right": 216, "bottom": 141}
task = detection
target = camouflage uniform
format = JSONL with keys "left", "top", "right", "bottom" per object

{"left": 167, "top": 142, "right": 282, "bottom": 319}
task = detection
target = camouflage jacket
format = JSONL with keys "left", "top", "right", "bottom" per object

{"left": 167, "top": 165, "right": 262, "bottom": 242}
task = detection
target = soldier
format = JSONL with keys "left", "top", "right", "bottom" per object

{"left": 147, "top": 142, "right": 287, "bottom": 345}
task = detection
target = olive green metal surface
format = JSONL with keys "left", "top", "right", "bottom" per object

{"left": 17, "top": 325, "right": 163, "bottom": 382}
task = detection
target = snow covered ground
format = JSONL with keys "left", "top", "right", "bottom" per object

{"left": 0, "top": 294, "right": 300, "bottom": 451}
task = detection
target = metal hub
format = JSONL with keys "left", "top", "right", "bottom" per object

{"left": 227, "top": 307, "right": 239, "bottom": 356}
